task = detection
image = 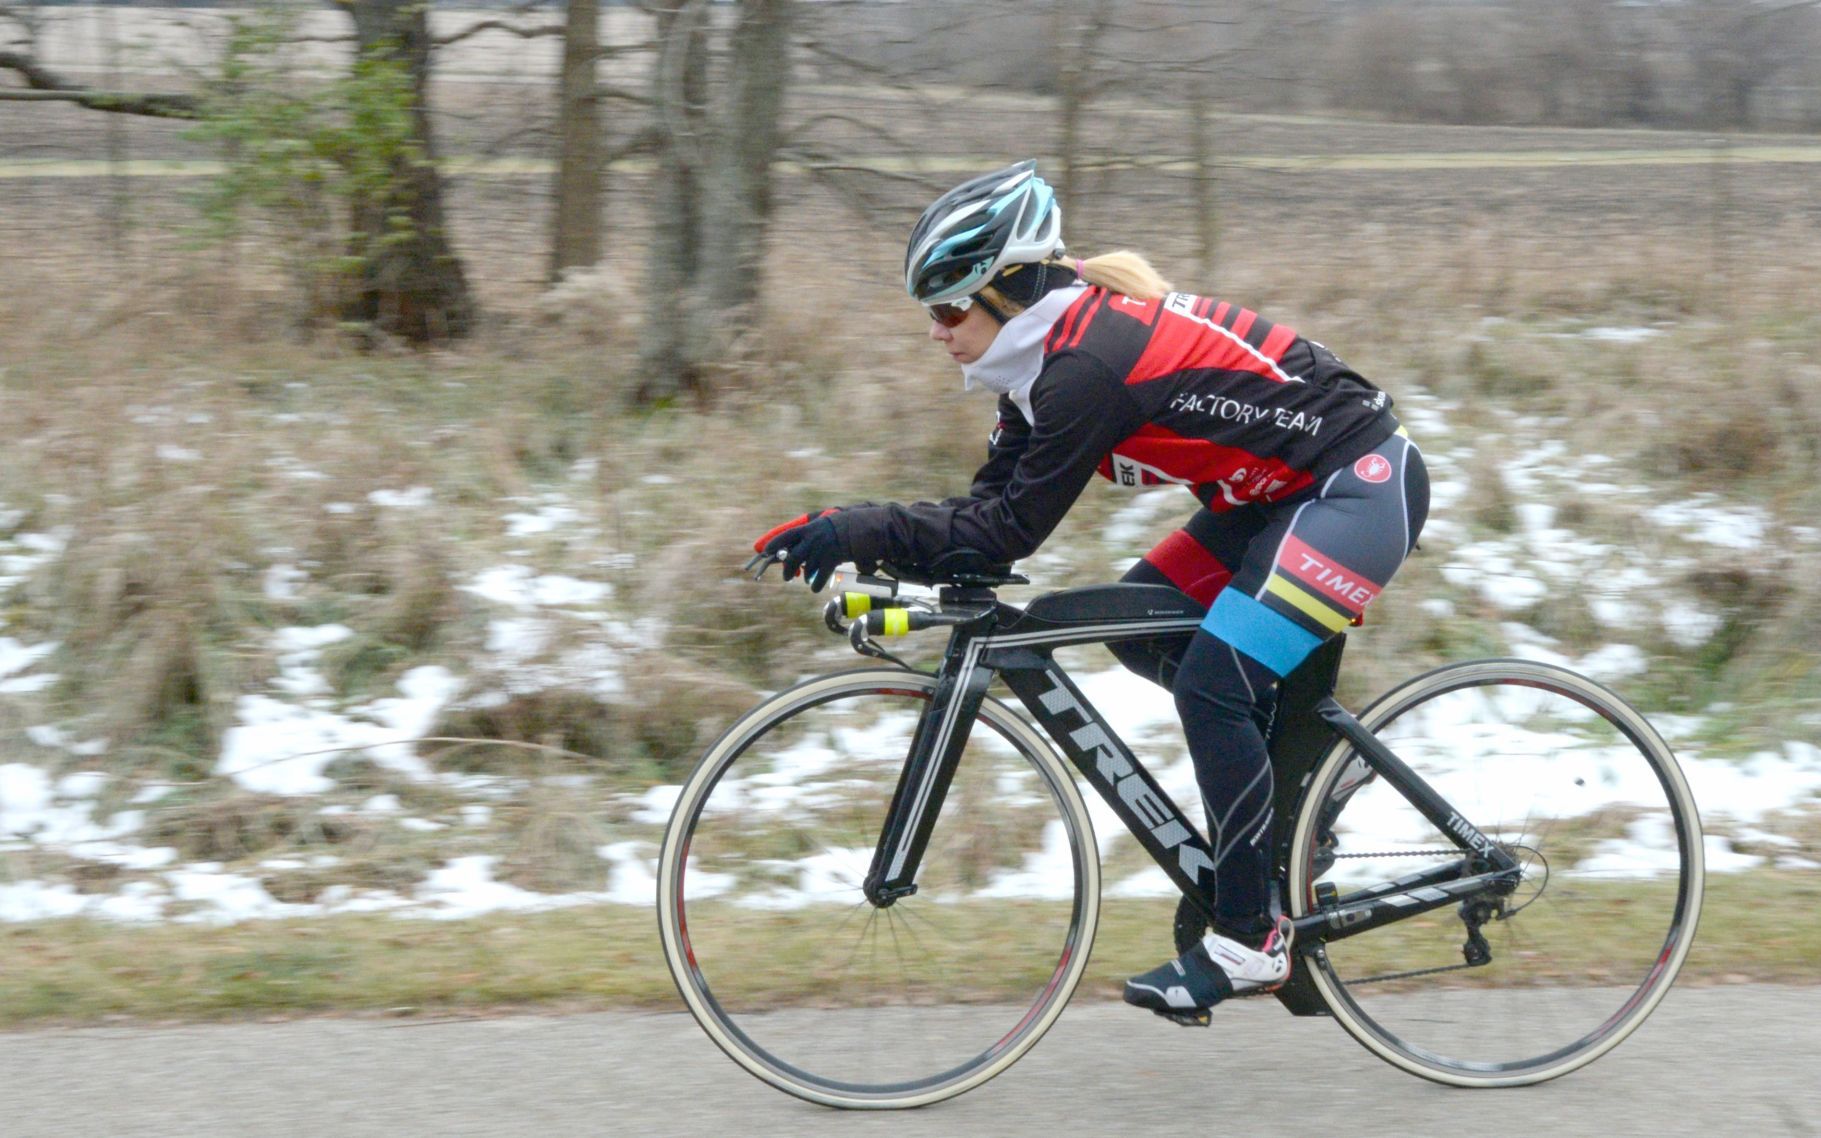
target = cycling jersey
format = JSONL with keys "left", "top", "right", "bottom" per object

{"left": 834, "top": 287, "right": 1400, "bottom": 570}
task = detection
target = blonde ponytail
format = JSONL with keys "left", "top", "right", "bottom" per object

{"left": 1074, "top": 250, "right": 1173, "bottom": 301}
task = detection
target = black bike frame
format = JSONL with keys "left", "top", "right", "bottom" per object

{"left": 858, "top": 587, "right": 1520, "bottom": 1013}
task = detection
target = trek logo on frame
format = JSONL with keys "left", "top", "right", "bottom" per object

{"left": 1037, "top": 673, "right": 1217, "bottom": 884}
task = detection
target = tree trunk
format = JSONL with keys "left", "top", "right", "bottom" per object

{"left": 550, "top": 0, "right": 604, "bottom": 281}
{"left": 636, "top": 0, "right": 709, "bottom": 405}
{"left": 1187, "top": 74, "right": 1219, "bottom": 280}
{"left": 1053, "top": 0, "right": 1112, "bottom": 232}
{"left": 342, "top": 0, "right": 475, "bottom": 345}
{"left": 700, "top": 0, "right": 792, "bottom": 318}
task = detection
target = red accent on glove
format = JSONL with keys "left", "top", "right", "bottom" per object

{"left": 752, "top": 509, "right": 835, "bottom": 553}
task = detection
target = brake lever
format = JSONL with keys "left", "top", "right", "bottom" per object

{"left": 744, "top": 550, "right": 785, "bottom": 580}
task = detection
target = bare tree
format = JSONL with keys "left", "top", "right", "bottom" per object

{"left": 339, "top": 0, "right": 474, "bottom": 343}
{"left": 1, "top": 0, "right": 474, "bottom": 344}
{"left": 701, "top": 0, "right": 791, "bottom": 317}
{"left": 0, "top": 15, "right": 204, "bottom": 122}
{"left": 637, "top": 0, "right": 710, "bottom": 405}
{"left": 1677, "top": 0, "right": 1821, "bottom": 129}
{"left": 1185, "top": 70, "right": 1220, "bottom": 276}
{"left": 636, "top": 0, "right": 794, "bottom": 406}
{"left": 1052, "top": 0, "right": 1115, "bottom": 232}
{"left": 550, "top": 0, "right": 605, "bottom": 279}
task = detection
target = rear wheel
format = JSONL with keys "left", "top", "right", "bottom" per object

{"left": 1287, "top": 659, "right": 1703, "bottom": 1086}
{"left": 656, "top": 669, "right": 1100, "bottom": 1109}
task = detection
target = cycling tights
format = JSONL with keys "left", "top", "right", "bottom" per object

{"left": 1112, "top": 433, "right": 1429, "bottom": 939}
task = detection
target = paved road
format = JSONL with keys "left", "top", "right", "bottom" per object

{"left": 4, "top": 988, "right": 1819, "bottom": 1138}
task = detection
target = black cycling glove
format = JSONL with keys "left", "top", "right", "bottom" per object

{"left": 762, "top": 516, "right": 847, "bottom": 593}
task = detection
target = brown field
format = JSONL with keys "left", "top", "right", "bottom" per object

{"left": 2, "top": 54, "right": 1818, "bottom": 1019}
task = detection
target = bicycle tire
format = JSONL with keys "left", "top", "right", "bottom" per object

{"left": 656, "top": 668, "right": 1101, "bottom": 1109}
{"left": 1285, "top": 658, "right": 1704, "bottom": 1086}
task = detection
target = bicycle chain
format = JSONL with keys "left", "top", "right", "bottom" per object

{"left": 1341, "top": 960, "right": 1482, "bottom": 986}
{"left": 1321, "top": 848, "right": 1499, "bottom": 985}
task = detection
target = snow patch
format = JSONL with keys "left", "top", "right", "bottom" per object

{"left": 369, "top": 486, "right": 433, "bottom": 509}
{"left": 263, "top": 563, "right": 307, "bottom": 601}
{"left": 503, "top": 502, "right": 582, "bottom": 538}
{"left": 412, "top": 855, "right": 599, "bottom": 919}
{"left": 463, "top": 566, "right": 612, "bottom": 609}
{"left": 1644, "top": 497, "right": 1769, "bottom": 550}
{"left": 216, "top": 659, "right": 461, "bottom": 795}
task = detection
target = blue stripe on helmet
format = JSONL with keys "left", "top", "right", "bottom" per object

{"left": 1024, "top": 179, "right": 1054, "bottom": 231}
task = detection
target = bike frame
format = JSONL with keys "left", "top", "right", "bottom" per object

{"left": 858, "top": 586, "right": 1521, "bottom": 1013}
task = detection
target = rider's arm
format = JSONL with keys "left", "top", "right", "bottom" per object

{"left": 939, "top": 395, "right": 1032, "bottom": 508}
{"left": 834, "top": 352, "right": 1143, "bottom": 568}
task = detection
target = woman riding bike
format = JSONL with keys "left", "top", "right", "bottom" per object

{"left": 756, "top": 160, "right": 1429, "bottom": 1019}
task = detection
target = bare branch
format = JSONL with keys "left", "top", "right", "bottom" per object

{"left": 593, "top": 40, "right": 657, "bottom": 62}
{"left": 434, "top": 19, "right": 565, "bottom": 49}
{"left": 783, "top": 110, "right": 917, "bottom": 154}
{"left": 0, "top": 86, "right": 202, "bottom": 119}
{"left": 601, "top": 85, "right": 655, "bottom": 108}
{"left": 0, "top": 46, "right": 58, "bottom": 89}
{"left": 607, "top": 124, "right": 664, "bottom": 163}
{"left": 0, "top": 50, "right": 202, "bottom": 118}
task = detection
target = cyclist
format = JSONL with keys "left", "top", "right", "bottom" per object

{"left": 756, "top": 160, "right": 1428, "bottom": 1020}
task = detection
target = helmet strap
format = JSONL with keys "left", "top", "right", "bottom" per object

{"left": 973, "top": 284, "right": 1018, "bottom": 325}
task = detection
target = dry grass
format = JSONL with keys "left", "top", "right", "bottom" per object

{"left": 0, "top": 873, "right": 1811, "bottom": 1027}
{"left": 7, "top": 233, "right": 1818, "bottom": 649}
{"left": 3, "top": 104, "right": 1820, "bottom": 1001}
{"left": 5, "top": 178, "right": 1819, "bottom": 741}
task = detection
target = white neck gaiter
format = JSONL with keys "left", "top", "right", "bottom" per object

{"left": 960, "top": 284, "right": 1088, "bottom": 423}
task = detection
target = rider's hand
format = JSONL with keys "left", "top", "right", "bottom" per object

{"left": 762, "top": 515, "right": 846, "bottom": 593}
{"left": 752, "top": 509, "right": 835, "bottom": 554}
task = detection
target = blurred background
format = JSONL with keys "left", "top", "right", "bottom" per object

{"left": 2, "top": 0, "right": 1819, "bottom": 1021}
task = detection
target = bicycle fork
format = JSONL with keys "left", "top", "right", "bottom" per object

{"left": 860, "top": 644, "right": 995, "bottom": 906}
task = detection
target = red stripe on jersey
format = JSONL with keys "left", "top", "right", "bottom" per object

{"left": 1047, "top": 288, "right": 1099, "bottom": 353}
{"left": 1106, "top": 424, "right": 1264, "bottom": 486}
{"left": 1229, "top": 307, "right": 1257, "bottom": 339}
{"left": 1258, "top": 323, "right": 1297, "bottom": 361}
{"left": 1098, "top": 423, "right": 1317, "bottom": 511}
{"left": 1066, "top": 292, "right": 1109, "bottom": 350}
{"left": 1193, "top": 296, "right": 1214, "bottom": 319}
{"left": 1211, "top": 301, "right": 1230, "bottom": 325}
{"left": 1124, "top": 298, "right": 1296, "bottom": 386}
{"left": 1278, "top": 534, "right": 1383, "bottom": 615}
{"left": 1144, "top": 529, "right": 1234, "bottom": 609}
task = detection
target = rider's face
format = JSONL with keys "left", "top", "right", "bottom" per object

{"left": 927, "top": 301, "right": 1000, "bottom": 366}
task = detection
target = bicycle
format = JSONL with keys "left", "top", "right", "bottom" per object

{"left": 655, "top": 560, "right": 1703, "bottom": 1109}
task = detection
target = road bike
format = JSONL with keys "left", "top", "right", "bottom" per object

{"left": 655, "top": 562, "right": 1703, "bottom": 1109}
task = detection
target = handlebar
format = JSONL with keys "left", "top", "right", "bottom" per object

{"left": 819, "top": 565, "right": 993, "bottom": 660}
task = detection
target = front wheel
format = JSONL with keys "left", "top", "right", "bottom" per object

{"left": 1287, "top": 659, "right": 1704, "bottom": 1087}
{"left": 656, "top": 668, "right": 1100, "bottom": 1109}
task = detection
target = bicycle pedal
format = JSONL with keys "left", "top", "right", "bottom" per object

{"left": 1152, "top": 1008, "right": 1212, "bottom": 1028}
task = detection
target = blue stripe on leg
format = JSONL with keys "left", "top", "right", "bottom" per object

{"left": 1202, "top": 590, "right": 1323, "bottom": 677}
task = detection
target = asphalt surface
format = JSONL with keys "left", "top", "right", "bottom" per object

{"left": 4, "top": 987, "right": 1818, "bottom": 1138}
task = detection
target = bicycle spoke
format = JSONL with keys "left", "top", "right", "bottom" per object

{"left": 1290, "top": 661, "right": 1701, "bottom": 1086}
{"left": 660, "top": 673, "right": 1097, "bottom": 1107}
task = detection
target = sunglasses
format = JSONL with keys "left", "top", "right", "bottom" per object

{"left": 925, "top": 296, "right": 974, "bottom": 328}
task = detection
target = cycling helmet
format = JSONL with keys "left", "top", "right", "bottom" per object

{"left": 905, "top": 160, "right": 1064, "bottom": 305}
